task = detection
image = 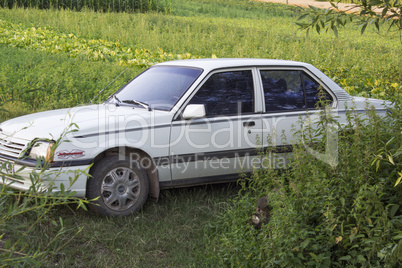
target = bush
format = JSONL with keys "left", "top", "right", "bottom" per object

{"left": 207, "top": 100, "right": 402, "bottom": 267}
{"left": 0, "top": 124, "right": 90, "bottom": 266}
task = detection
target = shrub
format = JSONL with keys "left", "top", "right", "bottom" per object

{"left": 207, "top": 99, "right": 402, "bottom": 267}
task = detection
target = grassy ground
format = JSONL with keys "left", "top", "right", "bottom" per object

{"left": 46, "top": 184, "right": 239, "bottom": 267}
{"left": 0, "top": 0, "right": 400, "bottom": 266}
{"left": 3, "top": 183, "right": 239, "bottom": 266}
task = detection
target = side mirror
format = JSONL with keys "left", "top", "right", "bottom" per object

{"left": 182, "top": 104, "right": 206, "bottom": 120}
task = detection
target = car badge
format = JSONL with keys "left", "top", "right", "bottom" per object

{"left": 57, "top": 150, "right": 85, "bottom": 160}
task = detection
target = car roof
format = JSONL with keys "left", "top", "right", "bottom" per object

{"left": 156, "top": 58, "right": 311, "bottom": 72}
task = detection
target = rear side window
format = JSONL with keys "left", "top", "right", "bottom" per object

{"left": 260, "top": 70, "right": 305, "bottom": 111}
{"left": 188, "top": 70, "right": 254, "bottom": 117}
{"left": 260, "top": 70, "right": 332, "bottom": 112}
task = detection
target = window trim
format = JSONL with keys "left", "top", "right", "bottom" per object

{"left": 257, "top": 67, "right": 337, "bottom": 114}
{"left": 174, "top": 68, "right": 258, "bottom": 121}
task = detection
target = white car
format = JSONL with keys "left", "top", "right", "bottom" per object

{"left": 0, "top": 59, "right": 389, "bottom": 216}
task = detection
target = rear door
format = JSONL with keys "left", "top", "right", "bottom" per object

{"left": 258, "top": 68, "right": 335, "bottom": 168}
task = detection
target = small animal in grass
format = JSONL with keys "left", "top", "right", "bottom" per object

{"left": 251, "top": 196, "right": 273, "bottom": 229}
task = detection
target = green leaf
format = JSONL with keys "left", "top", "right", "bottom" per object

{"left": 393, "top": 147, "right": 402, "bottom": 157}
{"left": 370, "top": 0, "right": 383, "bottom": 5}
{"left": 390, "top": 204, "right": 400, "bottom": 217}
{"left": 316, "top": 24, "right": 321, "bottom": 34}
{"left": 375, "top": 19, "right": 380, "bottom": 31}
{"left": 387, "top": 155, "right": 395, "bottom": 165}
{"left": 394, "top": 173, "right": 402, "bottom": 187}
{"left": 385, "top": 136, "right": 395, "bottom": 146}
{"left": 297, "top": 14, "right": 309, "bottom": 21}
{"left": 361, "top": 23, "right": 368, "bottom": 35}
{"left": 300, "top": 239, "right": 310, "bottom": 249}
{"left": 357, "top": 255, "right": 366, "bottom": 262}
{"left": 339, "top": 255, "right": 351, "bottom": 261}
{"left": 309, "top": 252, "right": 319, "bottom": 260}
{"left": 296, "top": 22, "right": 310, "bottom": 28}
{"left": 376, "top": 159, "right": 380, "bottom": 171}
{"left": 382, "top": 7, "right": 389, "bottom": 18}
{"left": 388, "top": 20, "right": 396, "bottom": 32}
{"left": 332, "top": 25, "right": 338, "bottom": 38}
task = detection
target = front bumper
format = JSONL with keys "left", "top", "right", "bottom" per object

{"left": 0, "top": 158, "right": 91, "bottom": 197}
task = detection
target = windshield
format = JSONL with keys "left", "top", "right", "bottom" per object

{"left": 107, "top": 66, "right": 203, "bottom": 111}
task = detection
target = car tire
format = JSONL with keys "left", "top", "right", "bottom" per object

{"left": 86, "top": 155, "right": 149, "bottom": 216}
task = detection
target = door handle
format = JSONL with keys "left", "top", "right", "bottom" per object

{"left": 243, "top": 121, "right": 255, "bottom": 127}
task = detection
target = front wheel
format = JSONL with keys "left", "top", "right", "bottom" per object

{"left": 86, "top": 155, "right": 149, "bottom": 216}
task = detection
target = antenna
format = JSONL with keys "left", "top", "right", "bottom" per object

{"left": 89, "top": 68, "right": 128, "bottom": 105}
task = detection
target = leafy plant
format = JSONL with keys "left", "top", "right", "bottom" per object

{"left": 0, "top": 19, "right": 197, "bottom": 68}
{"left": 0, "top": 123, "right": 90, "bottom": 266}
{"left": 296, "top": 0, "right": 402, "bottom": 38}
{"left": 207, "top": 101, "right": 402, "bottom": 266}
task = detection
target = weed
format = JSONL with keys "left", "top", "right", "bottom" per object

{"left": 208, "top": 101, "right": 402, "bottom": 267}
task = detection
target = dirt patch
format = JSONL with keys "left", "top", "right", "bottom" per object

{"left": 257, "top": 0, "right": 385, "bottom": 14}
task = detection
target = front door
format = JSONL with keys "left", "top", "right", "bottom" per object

{"left": 169, "top": 69, "right": 263, "bottom": 184}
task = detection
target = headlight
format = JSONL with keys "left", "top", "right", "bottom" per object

{"left": 29, "top": 141, "right": 55, "bottom": 162}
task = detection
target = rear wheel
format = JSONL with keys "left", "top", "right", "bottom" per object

{"left": 86, "top": 155, "right": 149, "bottom": 216}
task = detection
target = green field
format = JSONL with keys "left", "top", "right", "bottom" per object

{"left": 0, "top": 0, "right": 400, "bottom": 121}
{"left": 0, "top": 0, "right": 401, "bottom": 266}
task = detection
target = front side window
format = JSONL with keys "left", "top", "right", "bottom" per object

{"left": 188, "top": 70, "right": 254, "bottom": 117}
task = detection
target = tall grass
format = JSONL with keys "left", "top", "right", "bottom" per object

{"left": 0, "top": 1, "right": 399, "bottom": 108}
{"left": 0, "top": 0, "right": 171, "bottom": 13}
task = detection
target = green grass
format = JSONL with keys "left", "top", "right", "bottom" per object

{"left": 5, "top": 184, "right": 238, "bottom": 266}
{"left": 0, "top": 46, "right": 144, "bottom": 121}
{"left": 0, "top": 0, "right": 401, "bottom": 266}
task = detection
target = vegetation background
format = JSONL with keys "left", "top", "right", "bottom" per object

{"left": 0, "top": 0, "right": 400, "bottom": 266}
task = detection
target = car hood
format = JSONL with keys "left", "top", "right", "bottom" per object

{"left": 0, "top": 104, "right": 159, "bottom": 141}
